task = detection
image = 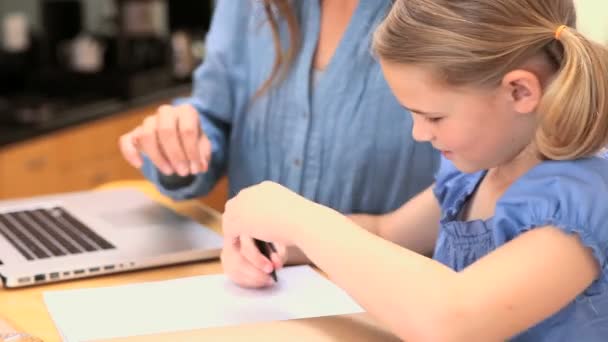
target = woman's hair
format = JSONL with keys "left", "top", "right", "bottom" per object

{"left": 372, "top": 0, "right": 608, "bottom": 160}
{"left": 255, "top": 0, "right": 301, "bottom": 98}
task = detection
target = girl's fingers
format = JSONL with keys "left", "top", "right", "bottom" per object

{"left": 221, "top": 237, "right": 273, "bottom": 288}
{"left": 240, "top": 236, "right": 275, "bottom": 274}
{"left": 232, "top": 259, "right": 275, "bottom": 288}
{"left": 270, "top": 244, "right": 288, "bottom": 269}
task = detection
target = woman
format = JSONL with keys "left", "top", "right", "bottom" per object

{"left": 119, "top": 0, "right": 439, "bottom": 288}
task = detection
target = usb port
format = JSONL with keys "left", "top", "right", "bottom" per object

{"left": 49, "top": 272, "right": 60, "bottom": 280}
{"left": 89, "top": 267, "right": 100, "bottom": 273}
{"left": 73, "top": 269, "right": 85, "bottom": 275}
{"left": 17, "top": 276, "right": 31, "bottom": 284}
{"left": 34, "top": 274, "right": 45, "bottom": 282}
{"left": 103, "top": 265, "right": 115, "bottom": 271}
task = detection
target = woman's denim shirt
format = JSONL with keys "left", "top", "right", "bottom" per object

{"left": 141, "top": 0, "right": 439, "bottom": 214}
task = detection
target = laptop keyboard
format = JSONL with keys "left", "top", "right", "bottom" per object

{"left": 0, "top": 207, "right": 115, "bottom": 261}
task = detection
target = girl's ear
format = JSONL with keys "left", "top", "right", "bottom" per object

{"left": 501, "top": 70, "right": 543, "bottom": 115}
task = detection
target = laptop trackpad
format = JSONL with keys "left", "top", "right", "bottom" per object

{"left": 99, "top": 204, "right": 191, "bottom": 229}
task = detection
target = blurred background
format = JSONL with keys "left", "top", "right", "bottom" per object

{"left": 576, "top": 0, "right": 608, "bottom": 44}
{"left": 0, "top": 0, "right": 218, "bottom": 205}
{"left": 0, "top": 0, "right": 604, "bottom": 206}
{"left": 0, "top": 0, "right": 212, "bottom": 125}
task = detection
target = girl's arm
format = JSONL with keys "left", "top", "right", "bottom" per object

{"left": 223, "top": 182, "right": 598, "bottom": 340}
{"left": 296, "top": 211, "right": 598, "bottom": 341}
{"left": 348, "top": 186, "right": 440, "bottom": 256}
{"left": 288, "top": 186, "right": 440, "bottom": 264}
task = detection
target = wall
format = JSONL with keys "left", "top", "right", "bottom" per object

{"left": 576, "top": 0, "right": 608, "bottom": 43}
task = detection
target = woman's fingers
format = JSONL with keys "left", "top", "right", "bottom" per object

{"left": 156, "top": 105, "right": 190, "bottom": 176}
{"left": 122, "top": 104, "right": 208, "bottom": 176}
{"left": 118, "top": 127, "right": 143, "bottom": 168}
{"left": 177, "top": 105, "right": 207, "bottom": 174}
{"left": 140, "top": 115, "right": 173, "bottom": 175}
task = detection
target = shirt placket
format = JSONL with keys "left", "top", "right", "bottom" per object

{"left": 282, "top": 2, "right": 319, "bottom": 197}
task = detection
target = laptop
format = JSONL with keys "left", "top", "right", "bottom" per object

{"left": 0, "top": 187, "right": 224, "bottom": 288}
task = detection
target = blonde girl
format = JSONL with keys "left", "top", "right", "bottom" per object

{"left": 222, "top": 0, "right": 608, "bottom": 340}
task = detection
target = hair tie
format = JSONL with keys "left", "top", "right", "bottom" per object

{"left": 555, "top": 25, "right": 568, "bottom": 40}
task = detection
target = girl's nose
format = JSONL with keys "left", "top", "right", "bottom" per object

{"left": 411, "top": 118, "right": 434, "bottom": 142}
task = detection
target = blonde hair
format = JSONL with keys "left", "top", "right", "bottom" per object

{"left": 373, "top": 0, "right": 608, "bottom": 160}
{"left": 255, "top": 0, "right": 301, "bottom": 99}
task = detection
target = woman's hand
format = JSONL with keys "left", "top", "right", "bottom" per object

{"left": 222, "top": 181, "right": 324, "bottom": 247}
{"left": 119, "top": 104, "right": 212, "bottom": 176}
{"left": 221, "top": 235, "right": 287, "bottom": 288}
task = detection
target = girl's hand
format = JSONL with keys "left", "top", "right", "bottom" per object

{"left": 220, "top": 235, "right": 287, "bottom": 288}
{"left": 222, "top": 181, "right": 321, "bottom": 246}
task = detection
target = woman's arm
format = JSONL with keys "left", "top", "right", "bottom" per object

{"left": 140, "top": 0, "right": 249, "bottom": 200}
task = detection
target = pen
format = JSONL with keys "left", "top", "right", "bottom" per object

{"left": 253, "top": 238, "right": 278, "bottom": 282}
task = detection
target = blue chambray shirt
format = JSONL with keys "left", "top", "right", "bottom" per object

{"left": 141, "top": 0, "right": 439, "bottom": 214}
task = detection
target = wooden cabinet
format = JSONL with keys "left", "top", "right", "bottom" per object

{"left": 0, "top": 102, "right": 228, "bottom": 212}
{"left": 0, "top": 135, "right": 63, "bottom": 197}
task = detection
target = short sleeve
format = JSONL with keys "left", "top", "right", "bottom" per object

{"left": 433, "top": 157, "right": 484, "bottom": 218}
{"left": 493, "top": 157, "right": 608, "bottom": 292}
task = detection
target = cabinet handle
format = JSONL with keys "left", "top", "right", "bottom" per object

{"left": 92, "top": 172, "right": 110, "bottom": 185}
{"left": 25, "top": 157, "right": 47, "bottom": 171}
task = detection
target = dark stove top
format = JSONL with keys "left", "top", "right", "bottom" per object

{"left": 0, "top": 94, "right": 117, "bottom": 126}
{"left": 0, "top": 83, "right": 191, "bottom": 147}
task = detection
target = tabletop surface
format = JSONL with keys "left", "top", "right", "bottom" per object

{"left": 0, "top": 180, "right": 398, "bottom": 342}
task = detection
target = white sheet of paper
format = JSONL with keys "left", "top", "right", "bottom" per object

{"left": 43, "top": 265, "right": 363, "bottom": 341}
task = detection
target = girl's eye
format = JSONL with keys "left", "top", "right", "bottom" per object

{"left": 426, "top": 117, "right": 443, "bottom": 123}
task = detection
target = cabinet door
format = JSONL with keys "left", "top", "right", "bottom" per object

{"left": 0, "top": 103, "right": 160, "bottom": 199}
{"left": 0, "top": 101, "right": 229, "bottom": 212}
{"left": 0, "top": 136, "right": 63, "bottom": 198}
{"left": 53, "top": 104, "right": 161, "bottom": 166}
{"left": 58, "top": 155, "right": 141, "bottom": 192}
{"left": 52, "top": 104, "right": 162, "bottom": 191}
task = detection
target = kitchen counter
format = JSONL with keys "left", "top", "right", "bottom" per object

{"left": 0, "top": 83, "right": 192, "bottom": 148}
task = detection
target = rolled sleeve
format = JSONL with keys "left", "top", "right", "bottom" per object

{"left": 140, "top": 0, "right": 249, "bottom": 199}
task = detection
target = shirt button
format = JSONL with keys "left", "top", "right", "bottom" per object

{"left": 293, "top": 158, "right": 302, "bottom": 167}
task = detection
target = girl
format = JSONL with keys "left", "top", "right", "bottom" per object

{"left": 119, "top": 0, "right": 439, "bottom": 288}
{"left": 221, "top": 0, "right": 608, "bottom": 340}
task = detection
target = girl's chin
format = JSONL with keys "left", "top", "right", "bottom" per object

{"left": 441, "top": 151, "right": 453, "bottom": 159}
{"left": 451, "top": 158, "right": 484, "bottom": 174}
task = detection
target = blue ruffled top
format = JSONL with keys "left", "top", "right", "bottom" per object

{"left": 433, "top": 156, "right": 608, "bottom": 341}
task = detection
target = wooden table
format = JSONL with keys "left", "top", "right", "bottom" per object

{"left": 0, "top": 181, "right": 399, "bottom": 341}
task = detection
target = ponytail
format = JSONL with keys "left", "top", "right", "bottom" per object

{"left": 536, "top": 27, "right": 608, "bottom": 159}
